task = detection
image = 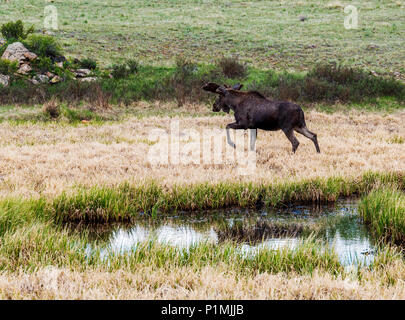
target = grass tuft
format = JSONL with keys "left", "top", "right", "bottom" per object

{"left": 359, "top": 189, "right": 405, "bottom": 245}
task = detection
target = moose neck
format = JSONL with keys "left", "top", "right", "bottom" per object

{"left": 227, "top": 94, "right": 243, "bottom": 112}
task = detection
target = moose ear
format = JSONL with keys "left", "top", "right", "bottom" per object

{"left": 232, "top": 84, "right": 243, "bottom": 90}
{"left": 202, "top": 83, "right": 221, "bottom": 93}
{"left": 216, "top": 86, "right": 227, "bottom": 95}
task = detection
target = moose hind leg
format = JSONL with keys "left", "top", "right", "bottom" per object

{"left": 295, "top": 127, "right": 321, "bottom": 153}
{"left": 282, "top": 128, "right": 300, "bottom": 153}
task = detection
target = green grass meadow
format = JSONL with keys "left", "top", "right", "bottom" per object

{"left": 1, "top": 0, "right": 404, "bottom": 76}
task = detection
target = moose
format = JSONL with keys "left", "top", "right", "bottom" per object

{"left": 202, "top": 83, "right": 320, "bottom": 153}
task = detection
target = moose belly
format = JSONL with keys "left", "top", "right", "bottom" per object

{"left": 250, "top": 116, "right": 280, "bottom": 131}
{"left": 248, "top": 108, "right": 280, "bottom": 131}
{"left": 256, "top": 123, "right": 280, "bottom": 131}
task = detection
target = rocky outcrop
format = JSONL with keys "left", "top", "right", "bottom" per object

{"left": 1, "top": 42, "right": 37, "bottom": 65}
{"left": 1, "top": 42, "right": 99, "bottom": 85}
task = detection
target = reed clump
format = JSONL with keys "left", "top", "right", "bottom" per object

{"left": 359, "top": 189, "right": 405, "bottom": 246}
{"left": 50, "top": 172, "right": 404, "bottom": 222}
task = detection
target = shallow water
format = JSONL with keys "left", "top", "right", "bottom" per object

{"left": 77, "top": 199, "right": 375, "bottom": 266}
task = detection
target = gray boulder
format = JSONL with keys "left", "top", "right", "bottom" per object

{"left": 17, "top": 63, "right": 32, "bottom": 75}
{"left": 1, "top": 42, "right": 37, "bottom": 64}
{"left": 33, "top": 74, "right": 50, "bottom": 84}
{"left": 79, "top": 77, "right": 97, "bottom": 82}
{"left": 0, "top": 74, "right": 10, "bottom": 87}
{"left": 74, "top": 69, "right": 91, "bottom": 78}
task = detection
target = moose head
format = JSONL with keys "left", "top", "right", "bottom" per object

{"left": 202, "top": 83, "right": 243, "bottom": 113}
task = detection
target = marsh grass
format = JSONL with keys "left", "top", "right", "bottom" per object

{"left": 359, "top": 189, "right": 405, "bottom": 245}
{"left": 0, "top": 218, "right": 342, "bottom": 276}
{"left": 24, "top": 171, "right": 403, "bottom": 223}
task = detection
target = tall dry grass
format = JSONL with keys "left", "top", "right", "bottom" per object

{"left": 1, "top": 264, "right": 404, "bottom": 300}
{"left": 0, "top": 109, "right": 403, "bottom": 199}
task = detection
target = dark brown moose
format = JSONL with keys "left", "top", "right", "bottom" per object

{"left": 202, "top": 83, "right": 321, "bottom": 153}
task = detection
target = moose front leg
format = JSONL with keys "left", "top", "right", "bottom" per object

{"left": 226, "top": 122, "right": 246, "bottom": 149}
{"left": 250, "top": 129, "right": 257, "bottom": 151}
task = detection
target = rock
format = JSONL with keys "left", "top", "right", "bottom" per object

{"left": 1, "top": 42, "right": 32, "bottom": 64}
{"left": 30, "top": 78, "right": 40, "bottom": 85}
{"left": 0, "top": 74, "right": 10, "bottom": 87}
{"left": 367, "top": 44, "right": 379, "bottom": 51}
{"left": 394, "top": 71, "right": 401, "bottom": 77}
{"left": 45, "top": 71, "right": 55, "bottom": 78}
{"left": 23, "top": 51, "right": 38, "bottom": 61}
{"left": 50, "top": 75, "right": 61, "bottom": 84}
{"left": 34, "top": 74, "right": 50, "bottom": 84}
{"left": 17, "top": 63, "right": 32, "bottom": 75}
{"left": 56, "top": 62, "right": 64, "bottom": 68}
{"left": 299, "top": 16, "right": 307, "bottom": 21}
{"left": 79, "top": 77, "right": 97, "bottom": 82}
{"left": 44, "top": 30, "right": 55, "bottom": 36}
{"left": 74, "top": 69, "right": 91, "bottom": 78}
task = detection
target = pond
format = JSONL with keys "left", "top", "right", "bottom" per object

{"left": 74, "top": 199, "right": 375, "bottom": 266}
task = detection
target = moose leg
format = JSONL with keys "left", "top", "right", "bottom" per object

{"left": 226, "top": 122, "right": 246, "bottom": 149}
{"left": 249, "top": 129, "right": 257, "bottom": 151}
{"left": 282, "top": 128, "right": 300, "bottom": 153}
{"left": 294, "top": 127, "right": 321, "bottom": 153}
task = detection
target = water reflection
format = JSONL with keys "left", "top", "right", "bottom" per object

{"left": 76, "top": 200, "right": 376, "bottom": 266}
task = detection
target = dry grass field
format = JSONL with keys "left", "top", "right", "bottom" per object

{"left": 0, "top": 107, "right": 403, "bottom": 199}
{"left": 1, "top": 264, "right": 405, "bottom": 300}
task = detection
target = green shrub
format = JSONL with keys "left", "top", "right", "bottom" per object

{"left": 110, "top": 60, "right": 139, "bottom": 79}
{"left": 1, "top": 20, "right": 34, "bottom": 41}
{"left": 24, "top": 34, "right": 62, "bottom": 58}
{"left": 111, "top": 63, "right": 129, "bottom": 79}
{"left": 127, "top": 59, "right": 139, "bottom": 74}
{"left": 43, "top": 98, "right": 60, "bottom": 119}
{"left": 0, "top": 59, "right": 18, "bottom": 75}
{"left": 79, "top": 57, "right": 97, "bottom": 70}
{"left": 217, "top": 56, "right": 247, "bottom": 79}
{"left": 31, "top": 56, "right": 54, "bottom": 73}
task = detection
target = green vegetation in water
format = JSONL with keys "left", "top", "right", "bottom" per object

{"left": 0, "top": 218, "right": 343, "bottom": 276}
{"left": 0, "top": 172, "right": 404, "bottom": 278}
{"left": 359, "top": 189, "right": 405, "bottom": 246}
{"left": 1, "top": 171, "right": 398, "bottom": 223}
